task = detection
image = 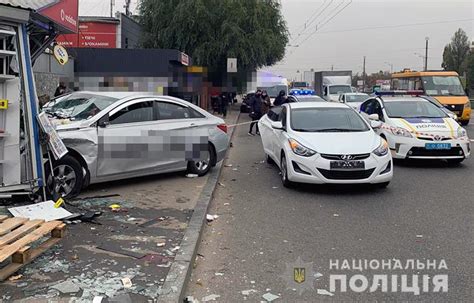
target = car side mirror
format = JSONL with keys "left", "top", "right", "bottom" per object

{"left": 368, "top": 113, "right": 380, "bottom": 121}
{"left": 370, "top": 120, "right": 383, "bottom": 129}
{"left": 271, "top": 121, "right": 284, "bottom": 130}
{"left": 97, "top": 114, "right": 110, "bottom": 128}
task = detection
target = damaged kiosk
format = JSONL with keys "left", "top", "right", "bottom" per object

{"left": 0, "top": 1, "right": 77, "bottom": 200}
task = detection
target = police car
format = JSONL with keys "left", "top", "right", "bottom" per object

{"left": 359, "top": 91, "right": 470, "bottom": 164}
{"left": 288, "top": 89, "right": 326, "bottom": 102}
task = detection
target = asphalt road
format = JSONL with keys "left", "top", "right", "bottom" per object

{"left": 187, "top": 116, "right": 473, "bottom": 302}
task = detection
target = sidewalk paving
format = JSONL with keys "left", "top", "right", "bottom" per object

{"left": 0, "top": 105, "right": 240, "bottom": 302}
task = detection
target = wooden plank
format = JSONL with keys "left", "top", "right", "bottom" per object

{"left": 0, "top": 237, "right": 61, "bottom": 281}
{"left": 0, "top": 215, "right": 8, "bottom": 223}
{"left": 0, "top": 220, "right": 44, "bottom": 248}
{"left": 51, "top": 223, "right": 66, "bottom": 238}
{"left": 0, "top": 218, "right": 28, "bottom": 236}
{"left": 12, "top": 246, "right": 30, "bottom": 264}
{"left": 0, "top": 221, "right": 62, "bottom": 263}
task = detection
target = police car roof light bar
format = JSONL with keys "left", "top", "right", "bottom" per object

{"left": 375, "top": 90, "right": 424, "bottom": 96}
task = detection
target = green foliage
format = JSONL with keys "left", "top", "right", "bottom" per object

{"left": 442, "top": 28, "right": 470, "bottom": 74}
{"left": 466, "top": 51, "right": 474, "bottom": 90}
{"left": 138, "top": 0, "right": 289, "bottom": 73}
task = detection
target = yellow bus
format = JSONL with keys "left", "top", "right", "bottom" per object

{"left": 391, "top": 70, "right": 471, "bottom": 125}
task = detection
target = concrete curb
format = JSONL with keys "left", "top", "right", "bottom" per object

{"left": 158, "top": 107, "right": 241, "bottom": 303}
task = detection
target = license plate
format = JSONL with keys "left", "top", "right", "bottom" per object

{"left": 330, "top": 161, "right": 365, "bottom": 170}
{"left": 425, "top": 143, "right": 451, "bottom": 150}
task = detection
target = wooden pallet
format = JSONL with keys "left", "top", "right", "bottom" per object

{"left": 0, "top": 215, "right": 66, "bottom": 281}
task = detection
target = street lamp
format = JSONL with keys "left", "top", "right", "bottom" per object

{"left": 425, "top": 37, "right": 429, "bottom": 71}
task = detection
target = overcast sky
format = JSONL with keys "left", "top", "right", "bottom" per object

{"left": 80, "top": 0, "right": 473, "bottom": 80}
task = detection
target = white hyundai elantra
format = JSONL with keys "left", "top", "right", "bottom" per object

{"left": 258, "top": 102, "right": 393, "bottom": 188}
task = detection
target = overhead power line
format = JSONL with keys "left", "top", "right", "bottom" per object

{"left": 291, "top": 0, "right": 334, "bottom": 44}
{"left": 298, "top": 0, "right": 353, "bottom": 46}
{"left": 298, "top": 18, "right": 474, "bottom": 35}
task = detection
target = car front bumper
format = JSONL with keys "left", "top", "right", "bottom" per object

{"left": 285, "top": 152, "right": 393, "bottom": 184}
{"left": 387, "top": 136, "right": 471, "bottom": 159}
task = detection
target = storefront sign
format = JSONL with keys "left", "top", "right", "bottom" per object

{"left": 53, "top": 44, "right": 69, "bottom": 65}
{"left": 39, "top": 0, "right": 79, "bottom": 33}
{"left": 57, "top": 22, "right": 117, "bottom": 48}
{"left": 180, "top": 53, "right": 190, "bottom": 66}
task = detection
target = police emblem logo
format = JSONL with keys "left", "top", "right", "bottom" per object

{"left": 294, "top": 267, "right": 305, "bottom": 284}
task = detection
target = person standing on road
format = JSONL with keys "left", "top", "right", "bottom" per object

{"left": 261, "top": 90, "right": 271, "bottom": 114}
{"left": 248, "top": 90, "right": 263, "bottom": 136}
{"left": 273, "top": 90, "right": 287, "bottom": 106}
{"left": 220, "top": 92, "right": 230, "bottom": 118}
{"left": 54, "top": 81, "right": 67, "bottom": 97}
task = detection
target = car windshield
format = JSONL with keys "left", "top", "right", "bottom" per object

{"left": 329, "top": 85, "right": 352, "bottom": 94}
{"left": 384, "top": 101, "right": 447, "bottom": 118}
{"left": 345, "top": 94, "right": 369, "bottom": 102}
{"left": 259, "top": 85, "right": 287, "bottom": 97}
{"left": 291, "top": 108, "right": 370, "bottom": 132}
{"left": 297, "top": 96, "right": 325, "bottom": 102}
{"left": 421, "top": 76, "right": 465, "bottom": 96}
{"left": 43, "top": 93, "right": 118, "bottom": 120}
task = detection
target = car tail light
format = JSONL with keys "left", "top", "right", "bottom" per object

{"left": 217, "top": 124, "right": 228, "bottom": 133}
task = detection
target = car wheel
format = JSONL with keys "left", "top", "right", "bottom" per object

{"left": 280, "top": 154, "right": 293, "bottom": 188}
{"left": 446, "top": 158, "right": 464, "bottom": 166}
{"left": 187, "top": 144, "right": 215, "bottom": 176}
{"left": 266, "top": 154, "right": 275, "bottom": 165}
{"left": 460, "top": 120, "right": 469, "bottom": 126}
{"left": 45, "top": 155, "right": 84, "bottom": 199}
{"left": 377, "top": 181, "right": 390, "bottom": 189}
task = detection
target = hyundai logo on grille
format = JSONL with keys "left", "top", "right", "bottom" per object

{"left": 340, "top": 155, "right": 353, "bottom": 160}
{"left": 433, "top": 135, "right": 442, "bottom": 141}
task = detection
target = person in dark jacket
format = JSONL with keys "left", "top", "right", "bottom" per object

{"left": 261, "top": 90, "right": 271, "bottom": 114}
{"left": 220, "top": 92, "right": 229, "bottom": 118}
{"left": 248, "top": 90, "right": 263, "bottom": 136}
{"left": 273, "top": 90, "right": 287, "bottom": 106}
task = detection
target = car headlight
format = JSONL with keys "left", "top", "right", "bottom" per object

{"left": 465, "top": 101, "right": 471, "bottom": 109}
{"left": 457, "top": 127, "right": 467, "bottom": 138}
{"left": 288, "top": 138, "right": 317, "bottom": 157}
{"left": 373, "top": 139, "right": 389, "bottom": 157}
{"left": 390, "top": 127, "right": 413, "bottom": 138}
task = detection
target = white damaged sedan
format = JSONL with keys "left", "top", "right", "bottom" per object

{"left": 258, "top": 102, "right": 393, "bottom": 188}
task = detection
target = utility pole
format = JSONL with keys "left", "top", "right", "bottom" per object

{"left": 125, "top": 0, "right": 131, "bottom": 16}
{"left": 424, "top": 37, "right": 429, "bottom": 71}
{"left": 331, "top": 64, "right": 334, "bottom": 71}
{"left": 110, "top": 0, "right": 115, "bottom": 17}
{"left": 363, "top": 56, "right": 366, "bottom": 92}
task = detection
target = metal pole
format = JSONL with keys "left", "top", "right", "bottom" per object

{"left": 363, "top": 56, "right": 366, "bottom": 92}
{"left": 110, "top": 0, "right": 114, "bottom": 17}
{"left": 425, "top": 37, "right": 429, "bottom": 71}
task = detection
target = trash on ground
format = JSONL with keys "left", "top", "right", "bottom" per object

{"left": 50, "top": 280, "right": 81, "bottom": 294}
{"left": 8, "top": 201, "right": 72, "bottom": 221}
{"left": 202, "top": 294, "right": 221, "bottom": 301}
{"left": 218, "top": 182, "right": 225, "bottom": 187}
{"left": 242, "top": 289, "right": 258, "bottom": 295}
{"left": 206, "top": 214, "right": 219, "bottom": 222}
{"left": 109, "top": 204, "right": 121, "bottom": 211}
{"left": 121, "top": 277, "right": 133, "bottom": 288}
{"left": 223, "top": 203, "right": 230, "bottom": 206}
{"left": 317, "top": 289, "right": 334, "bottom": 296}
{"left": 314, "top": 272, "right": 323, "bottom": 279}
{"left": 416, "top": 234, "right": 423, "bottom": 238}
{"left": 333, "top": 213, "right": 340, "bottom": 217}
{"left": 92, "top": 296, "right": 104, "bottom": 303}
{"left": 96, "top": 243, "right": 147, "bottom": 259}
{"left": 157, "top": 242, "right": 166, "bottom": 247}
{"left": 272, "top": 186, "right": 278, "bottom": 189}
{"left": 186, "top": 174, "right": 199, "bottom": 178}
{"left": 224, "top": 164, "right": 233, "bottom": 167}
{"left": 214, "top": 272, "right": 224, "bottom": 276}
{"left": 8, "top": 274, "right": 23, "bottom": 281}
{"left": 262, "top": 292, "right": 280, "bottom": 302}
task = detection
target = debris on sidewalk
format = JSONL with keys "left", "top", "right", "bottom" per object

{"left": 218, "top": 182, "right": 225, "bottom": 187}
{"left": 8, "top": 201, "right": 72, "bottom": 221}
{"left": 186, "top": 174, "right": 199, "bottom": 178}
{"left": 262, "top": 292, "right": 280, "bottom": 301}
{"left": 333, "top": 213, "right": 340, "bottom": 217}
{"left": 206, "top": 214, "right": 219, "bottom": 222}
{"left": 202, "top": 294, "right": 220, "bottom": 301}
{"left": 224, "top": 164, "right": 233, "bottom": 167}
{"left": 241, "top": 289, "right": 258, "bottom": 295}
{"left": 317, "top": 289, "right": 334, "bottom": 296}
{"left": 214, "top": 272, "right": 224, "bottom": 276}
{"left": 109, "top": 204, "right": 121, "bottom": 211}
{"left": 8, "top": 274, "right": 23, "bottom": 281}
{"left": 50, "top": 280, "right": 81, "bottom": 294}
{"left": 121, "top": 277, "right": 133, "bottom": 288}
{"left": 416, "top": 234, "right": 423, "bottom": 238}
